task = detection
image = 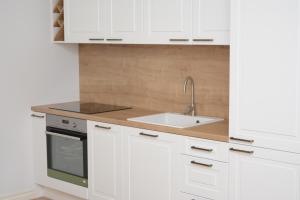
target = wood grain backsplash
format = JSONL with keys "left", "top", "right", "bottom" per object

{"left": 80, "top": 44, "right": 229, "bottom": 119}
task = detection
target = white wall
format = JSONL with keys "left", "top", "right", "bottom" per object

{"left": 0, "top": 0, "right": 79, "bottom": 198}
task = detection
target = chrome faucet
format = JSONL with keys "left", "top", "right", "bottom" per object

{"left": 183, "top": 76, "right": 196, "bottom": 116}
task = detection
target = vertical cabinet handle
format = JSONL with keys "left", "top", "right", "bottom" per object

{"left": 95, "top": 125, "right": 111, "bottom": 130}
{"left": 190, "top": 160, "right": 213, "bottom": 168}
{"left": 230, "top": 137, "right": 254, "bottom": 143}
{"left": 229, "top": 147, "right": 254, "bottom": 154}
{"left": 191, "top": 146, "right": 213, "bottom": 152}
{"left": 139, "top": 132, "right": 159, "bottom": 138}
{"left": 31, "top": 114, "right": 45, "bottom": 118}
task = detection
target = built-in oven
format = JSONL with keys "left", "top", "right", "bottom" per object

{"left": 46, "top": 114, "right": 88, "bottom": 187}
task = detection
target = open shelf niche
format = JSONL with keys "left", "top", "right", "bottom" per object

{"left": 51, "top": 0, "right": 64, "bottom": 42}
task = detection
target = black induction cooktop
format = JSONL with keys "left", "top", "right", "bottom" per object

{"left": 49, "top": 101, "right": 131, "bottom": 114}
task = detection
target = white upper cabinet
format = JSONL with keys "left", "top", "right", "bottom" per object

{"left": 230, "top": 0, "right": 300, "bottom": 153}
{"left": 64, "top": 0, "right": 229, "bottom": 44}
{"left": 144, "top": 0, "right": 192, "bottom": 44}
{"left": 192, "top": 0, "right": 230, "bottom": 45}
{"left": 106, "top": 0, "right": 143, "bottom": 43}
{"left": 65, "top": 0, "right": 106, "bottom": 43}
{"left": 229, "top": 144, "right": 300, "bottom": 200}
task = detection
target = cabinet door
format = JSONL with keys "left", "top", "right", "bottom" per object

{"left": 230, "top": 0, "right": 300, "bottom": 153}
{"left": 192, "top": 0, "right": 229, "bottom": 45}
{"left": 106, "top": 0, "right": 143, "bottom": 43}
{"left": 144, "top": 0, "right": 192, "bottom": 44}
{"left": 88, "top": 121, "right": 122, "bottom": 200}
{"left": 229, "top": 144, "right": 300, "bottom": 200}
{"left": 122, "top": 127, "right": 180, "bottom": 200}
{"left": 32, "top": 112, "right": 47, "bottom": 185}
{"left": 65, "top": 0, "right": 106, "bottom": 43}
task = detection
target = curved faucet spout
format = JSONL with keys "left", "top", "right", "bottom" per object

{"left": 183, "top": 76, "right": 196, "bottom": 116}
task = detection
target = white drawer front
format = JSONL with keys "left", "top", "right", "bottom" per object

{"left": 90, "top": 121, "right": 121, "bottom": 133}
{"left": 183, "top": 137, "right": 228, "bottom": 162}
{"left": 124, "top": 126, "right": 182, "bottom": 144}
{"left": 177, "top": 155, "right": 228, "bottom": 200}
{"left": 177, "top": 192, "right": 210, "bottom": 200}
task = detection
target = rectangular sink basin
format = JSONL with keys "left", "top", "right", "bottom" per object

{"left": 127, "top": 113, "right": 223, "bottom": 129}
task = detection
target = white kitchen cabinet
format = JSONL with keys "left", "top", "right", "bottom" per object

{"left": 230, "top": 0, "right": 300, "bottom": 153}
{"left": 176, "top": 155, "right": 228, "bottom": 200}
{"left": 144, "top": 0, "right": 192, "bottom": 44}
{"left": 64, "top": 0, "right": 230, "bottom": 45}
{"left": 122, "top": 127, "right": 180, "bottom": 200}
{"left": 229, "top": 144, "right": 300, "bottom": 200}
{"left": 192, "top": 0, "right": 230, "bottom": 45}
{"left": 88, "top": 121, "right": 122, "bottom": 200}
{"left": 106, "top": 0, "right": 144, "bottom": 43}
{"left": 32, "top": 112, "right": 47, "bottom": 185}
{"left": 65, "top": 0, "right": 106, "bottom": 43}
{"left": 183, "top": 137, "right": 229, "bottom": 162}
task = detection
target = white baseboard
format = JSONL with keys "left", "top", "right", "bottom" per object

{"left": 0, "top": 189, "right": 41, "bottom": 200}
{"left": 42, "top": 187, "right": 85, "bottom": 200}
{"left": 0, "top": 184, "right": 84, "bottom": 200}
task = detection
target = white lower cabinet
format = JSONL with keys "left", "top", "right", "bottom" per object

{"left": 176, "top": 136, "right": 228, "bottom": 200}
{"left": 88, "top": 121, "right": 123, "bottom": 200}
{"left": 176, "top": 155, "right": 228, "bottom": 200}
{"left": 36, "top": 118, "right": 300, "bottom": 200}
{"left": 122, "top": 127, "right": 180, "bottom": 200}
{"left": 32, "top": 112, "right": 47, "bottom": 185}
{"left": 88, "top": 122, "right": 230, "bottom": 200}
{"left": 229, "top": 144, "right": 300, "bottom": 200}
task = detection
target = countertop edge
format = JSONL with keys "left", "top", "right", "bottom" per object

{"left": 31, "top": 105, "right": 229, "bottom": 143}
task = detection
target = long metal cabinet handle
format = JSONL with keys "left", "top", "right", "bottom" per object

{"left": 169, "top": 39, "right": 189, "bottom": 42}
{"left": 89, "top": 38, "right": 105, "bottom": 41}
{"left": 230, "top": 137, "right": 254, "bottom": 143}
{"left": 229, "top": 147, "right": 254, "bottom": 154}
{"left": 31, "top": 114, "right": 45, "bottom": 118}
{"left": 106, "top": 38, "right": 123, "bottom": 41}
{"left": 95, "top": 125, "right": 111, "bottom": 130}
{"left": 193, "top": 38, "right": 214, "bottom": 42}
{"left": 139, "top": 132, "right": 159, "bottom": 138}
{"left": 46, "top": 131, "right": 81, "bottom": 141}
{"left": 190, "top": 160, "right": 213, "bottom": 168}
{"left": 191, "top": 146, "right": 213, "bottom": 152}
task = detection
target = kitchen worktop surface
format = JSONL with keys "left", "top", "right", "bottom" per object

{"left": 32, "top": 104, "right": 229, "bottom": 142}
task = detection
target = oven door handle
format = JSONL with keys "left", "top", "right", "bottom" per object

{"left": 46, "top": 131, "right": 83, "bottom": 141}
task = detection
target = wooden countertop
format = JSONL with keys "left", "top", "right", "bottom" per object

{"left": 31, "top": 104, "right": 229, "bottom": 142}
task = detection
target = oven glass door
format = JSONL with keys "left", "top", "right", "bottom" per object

{"left": 46, "top": 127, "right": 88, "bottom": 187}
